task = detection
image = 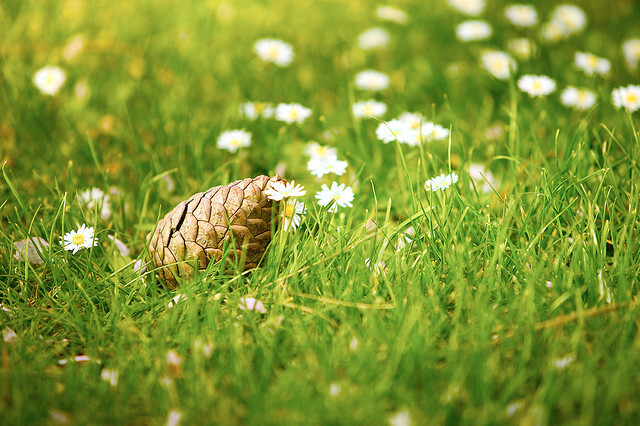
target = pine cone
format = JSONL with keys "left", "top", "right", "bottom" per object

{"left": 148, "top": 175, "right": 285, "bottom": 288}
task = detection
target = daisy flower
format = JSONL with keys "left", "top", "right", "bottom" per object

{"left": 375, "top": 5, "right": 408, "bottom": 23}
{"left": 240, "top": 101, "right": 274, "bottom": 120}
{"left": 33, "top": 66, "right": 66, "bottom": 96}
{"left": 575, "top": 52, "right": 611, "bottom": 76}
{"left": 60, "top": 224, "right": 98, "bottom": 254}
{"left": 78, "top": 187, "right": 111, "bottom": 220}
{"left": 307, "top": 155, "right": 348, "bottom": 177}
{"left": 389, "top": 409, "right": 412, "bottom": 426}
{"left": 63, "top": 35, "right": 85, "bottom": 62}
{"left": 623, "top": 39, "right": 640, "bottom": 70}
{"left": 424, "top": 173, "right": 459, "bottom": 192}
{"left": 480, "top": 50, "right": 516, "bottom": 80}
{"left": 541, "top": 20, "right": 567, "bottom": 42}
{"left": 560, "top": 86, "right": 597, "bottom": 110}
{"left": 504, "top": 4, "right": 538, "bottom": 28}
{"left": 354, "top": 70, "right": 390, "bottom": 91}
{"left": 352, "top": 100, "right": 387, "bottom": 119}
{"left": 264, "top": 180, "right": 306, "bottom": 201}
{"left": 375, "top": 119, "right": 412, "bottom": 144}
{"left": 507, "top": 38, "right": 534, "bottom": 60}
{"left": 281, "top": 199, "right": 306, "bottom": 231}
{"left": 455, "top": 20, "right": 492, "bottom": 42}
{"left": 553, "top": 354, "right": 575, "bottom": 370}
{"left": 253, "top": 39, "right": 294, "bottom": 67}
{"left": 398, "top": 112, "right": 424, "bottom": 130}
{"left": 166, "top": 410, "right": 183, "bottom": 426}
{"left": 550, "top": 4, "right": 587, "bottom": 35}
{"left": 275, "top": 103, "right": 312, "bottom": 124}
{"left": 468, "top": 163, "right": 499, "bottom": 193}
{"left": 100, "top": 369, "right": 119, "bottom": 386}
{"left": 3, "top": 327, "right": 17, "bottom": 343}
{"left": 357, "top": 27, "right": 390, "bottom": 50}
{"left": 612, "top": 85, "right": 640, "bottom": 113}
{"left": 420, "top": 122, "right": 450, "bottom": 142}
{"left": 447, "top": 0, "right": 485, "bottom": 16}
{"left": 305, "top": 142, "right": 338, "bottom": 160}
{"left": 216, "top": 129, "right": 251, "bottom": 153}
{"left": 316, "top": 182, "right": 355, "bottom": 212}
{"left": 517, "top": 75, "right": 556, "bottom": 97}
{"left": 239, "top": 297, "right": 267, "bottom": 313}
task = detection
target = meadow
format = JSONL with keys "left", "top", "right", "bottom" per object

{"left": 2, "top": 0, "right": 640, "bottom": 424}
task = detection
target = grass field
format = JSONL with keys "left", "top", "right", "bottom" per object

{"left": 2, "top": 0, "right": 640, "bottom": 424}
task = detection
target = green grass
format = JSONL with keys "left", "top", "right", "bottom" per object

{"left": 2, "top": 0, "right": 640, "bottom": 424}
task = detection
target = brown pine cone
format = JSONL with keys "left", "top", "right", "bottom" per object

{"left": 148, "top": 175, "right": 286, "bottom": 288}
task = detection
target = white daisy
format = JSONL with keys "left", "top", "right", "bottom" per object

{"left": 375, "top": 119, "right": 412, "bottom": 144}
{"left": 239, "top": 297, "right": 267, "bottom": 313}
{"left": 316, "top": 182, "right": 355, "bottom": 212}
{"left": 541, "top": 20, "right": 568, "bottom": 42}
{"left": 305, "top": 142, "right": 338, "bottom": 160}
{"left": 60, "top": 224, "right": 98, "bottom": 254}
{"left": 33, "top": 66, "right": 66, "bottom": 96}
{"left": 307, "top": 155, "right": 348, "bottom": 177}
{"left": 352, "top": 100, "right": 388, "bottom": 118}
{"left": 3, "top": 327, "right": 17, "bottom": 343}
{"left": 354, "top": 70, "right": 390, "bottom": 91}
{"left": 100, "top": 369, "right": 119, "bottom": 386}
{"left": 389, "top": 410, "right": 412, "bottom": 426}
{"left": 78, "top": 188, "right": 111, "bottom": 220}
{"left": 166, "top": 410, "right": 183, "bottom": 426}
{"left": 281, "top": 199, "right": 306, "bottom": 231}
{"left": 420, "top": 122, "right": 450, "bottom": 142}
{"left": 240, "top": 101, "right": 275, "bottom": 120}
{"left": 575, "top": 52, "right": 611, "bottom": 76}
{"left": 612, "top": 85, "right": 640, "bottom": 113}
{"left": 517, "top": 74, "right": 556, "bottom": 97}
{"left": 507, "top": 38, "right": 534, "bottom": 60}
{"left": 216, "top": 129, "right": 251, "bottom": 153}
{"left": 553, "top": 354, "right": 575, "bottom": 370}
{"left": 480, "top": 50, "right": 516, "bottom": 80}
{"left": 424, "top": 173, "right": 459, "bottom": 192}
{"left": 560, "top": 86, "right": 597, "bottom": 110}
{"left": 397, "top": 112, "right": 424, "bottom": 130}
{"left": 357, "top": 27, "right": 390, "bottom": 50}
{"left": 376, "top": 6, "right": 408, "bottom": 23}
{"left": 447, "top": 0, "right": 485, "bottom": 16}
{"left": 329, "top": 383, "right": 342, "bottom": 397}
{"left": 264, "top": 180, "right": 306, "bottom": 201}
{"left": 62, "top": 35, "right": 85, "bottom": 62}
{"left": 253, "top": 39, "right": 294, "bottom": 67}
{"left": 455, "top": 20, "right": 493, "bottom": 42}
{"left": 166, "top": 350, "right": 183, "bottom": 368}
{"left": 504, "top": 4, "right": 538, "bottom": 28}
{"left": 551, "top": 4, "right": 587, "bottom": 35}
{"left": 468, "top": 163, "right": 499, "bottom": 193}
{"left": 275, "top": 103, "right": 312, "bottom": 124}
{"left": 623, "top": 39, "right": 640, "bottom": 70}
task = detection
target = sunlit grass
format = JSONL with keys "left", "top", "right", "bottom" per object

{"left": 2, "top": 0, "right": 640, "bottom": 424}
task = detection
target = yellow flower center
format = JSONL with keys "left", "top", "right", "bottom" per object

{"left": 626, "top": 93, "right": 638, "bottom": 103}
{"left": 284, "top": 204, "right": 296, "bottom": 218}
{"left": 72, "top": 234, "right": 85, "bottom": 245}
